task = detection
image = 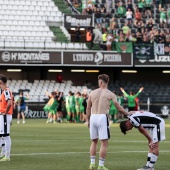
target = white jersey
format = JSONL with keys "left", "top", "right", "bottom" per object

{"left": 128, "top": 111, "right": 162, "bottom": 129}
{"left": 129, "top": 111, "right": 165, "bottom": 142}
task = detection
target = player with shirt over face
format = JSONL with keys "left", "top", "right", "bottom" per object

{"left": 0, "top": 74, "right": 13, "bottom": 162}
{"left": 120, "top": 111, "right": 166, "bottom": 170}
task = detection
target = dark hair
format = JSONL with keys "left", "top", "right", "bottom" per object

{"left": 20, "top": 91, "right": 23, "bottom": 96}
{"left": 120, "top": 120, "right": 128, "bottom": 135}
{"left": 98, "top": 74, "right": 109, "bottom": 84}
{"left": 69, "top": 91, "right": 72, "bottom": 95}
{"left": 0, "top": 74, "right": 7, "bottom": 83}
{"left": 113, "top": 91, "right": 117, "bottom": 95}
{"left": 51, "top": 91, "right": 56, "bottom": 96}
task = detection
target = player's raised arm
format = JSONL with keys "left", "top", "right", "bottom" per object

{"left": 133, "top": 87, "right": 144, "bottom": 98}
{"left": 111, "top": 92, "right": 129, "bottom": 116}
{"left": 120, "top": 87, "right": 129, "bottom": 97}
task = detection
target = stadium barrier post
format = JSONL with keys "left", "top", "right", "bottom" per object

{"left": 4, "top": 39, "right": 5, "bottom": 49}
{"left": 24, "top": 39, "right": 25, "bottom": 49}
{"left": 44, "top": 39, "right": 46, "bottom": 50}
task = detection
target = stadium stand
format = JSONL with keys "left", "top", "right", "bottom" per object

{"left": 10, "top": 80, "right": 91, "bottom": 102}
{"left": 69, "top": 0, "right": 170, "bottom": 50}
{"left": 108, "top": 80, "right": 170, "bottom": 103}
{"left": 9, "top": 79, "right": 170, "bottom": 104}
{"left": 0, "top": 0, "right": 87, "bottom": 49}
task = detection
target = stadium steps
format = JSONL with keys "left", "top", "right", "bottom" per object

{"left": 86, "top": 43, "right": 101, "bottom": 50}
{"left": 49, "top": 26, "right": 69, "bottom": 42}
{"left": 53, "top": 0, "right": 72, "bottom": 14}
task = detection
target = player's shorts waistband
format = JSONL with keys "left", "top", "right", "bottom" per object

{"left": 91, "top": 114, "right": 108, "bottom": 117}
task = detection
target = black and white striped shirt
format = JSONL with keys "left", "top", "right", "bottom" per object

{"left": 128, "top": 111, "right": 162, "bottom": 129}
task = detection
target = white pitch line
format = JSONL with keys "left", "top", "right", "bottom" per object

{"left": 11, "top": 150, "right": 170, "bottom": 156}
{"left": 12, "top": 140, "right": 170, "bottom": 144}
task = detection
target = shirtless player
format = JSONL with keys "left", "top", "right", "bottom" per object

{"left": 86, "top": 74, "right": 130, "bottom": 170}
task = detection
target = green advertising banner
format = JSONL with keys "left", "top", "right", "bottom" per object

{"left": 115, "top": 42, "right": 133, "bottom": 53}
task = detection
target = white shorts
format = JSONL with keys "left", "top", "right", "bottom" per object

{"left": 90, "top": 114, "right": 110, "bottom": 140}
{"left": 150, "top": 119, "right": 166, "bottom": 143}
{"left": 0, "top": 114, "right": 12, "bottom": 136}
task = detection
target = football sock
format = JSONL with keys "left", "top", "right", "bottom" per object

{"left": 1, "top": 143, "right": 5, "bottom": 155}
{"left": 99, "top": 158, "right": 105, "bottom": 167}
{"left": 4, "top": 136, "right": 11, "bottom": 159}
{"left": 90, "top": 156, "right": 95, "bottom": 165}
{"left": 76, "top": 115, "right": 80, "bottom": 122}
{"left": 146, "top": 153, "right": 152, "bottom": 166}
{"left": 0, "top": 138, "right": 5, "bottom": 154}
{"left": 67, "top": 115, "right": 70, "bottom": 121}
{"left": 149, "top": 153, "right": 158, "bottom": 168}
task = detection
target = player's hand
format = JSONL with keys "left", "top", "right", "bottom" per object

{"left": 1, "top": 113, "right": 6, "bottom": 115}
{"left": 120, "top": 87, "right": 124, "bottom": 91}
{"left": 88, "top": 122, "right": 90, "bottom": 128}
{"left": 148, "top": 141, "right": 156, "bottom": 148}
{"left": 140, "top": 87, "right": 144, "bottom": 91}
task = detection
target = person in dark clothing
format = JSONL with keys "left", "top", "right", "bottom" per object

{"left": 15, "top": 92, "right": 29, "bottom": 124}
{"left": 56, "top": 92, "right": 64, "bottom": 123}
{"left": 82, "top": 94, "right": 88, "bottom": 124}
{"left": 75, "top": 24, "right": 81, "bottom": 42}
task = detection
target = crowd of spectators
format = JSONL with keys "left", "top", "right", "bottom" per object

{"left": 79, "top": 0, "right": 170, "bottom": 50}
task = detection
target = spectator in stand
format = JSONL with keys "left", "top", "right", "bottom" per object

{"left": 125, "top": 30, "right": 137, "bottom": 42}
{"left": 101, "top": 5, "right": 106, "bottom": 14}
{"left": 107, "top": 25, "right": 118, "bottom": 36}
{"left": 122, "top": 22, "right": 130, "bottom": 35}
{"left": 82, "top": 0, "right": 87, "bottom": 14}
{"left": 142, "top": 28, "right": 150, "bottom": 43}
{"left": 126, "top": 8, "right": 133, "bottom": 24}
{"left": 75, "top": 24, "right": 81, "bottom": 42}
{"left": 136, "top": 29, "right": 143, "bottom": 43}
{"left": 158, "top": 31, "right": 166, "bottom": 43}
{"left": 86, "top": 5, "right": 93, "bottom": 14}
{"left": 146, "top": 19, "right": 154, "bottom": 31}
{"left": 95, "top": 8, "right": 102, "bottom": 29}
{"left": 135, "top": 8, "right": 142, "bottom": 21}
{"left": 102, "top": 30, "right": 107, "bottom": 43}
{"left": 160, "top": 8, "right": 167, "bottom": 28}
{"left": 106, "top": 34, "right": 113, "bottom": 50}
{"left": 166, "top": 29, "right": 170, "bottom": 42}
{"left": 117, "top": 29, "right": 126, "bottom": 42}
{"left": 155, "top": 0, "right": 160, "bottom": 8}
{"left": 167, "top": 8, "right": 170, "bottom": 24}
{"left": 106, "top": 0, "right": 112, "bottom": 13}
{"left": 134, "top": 20, "right": 144, "bottom": 32}
{"left": 144, "top": 0, "right": 152, "bottom": 18}
{"left": 138, "top": 0, "right": 145, "bottom": 13}
{"left": 110, "top": 18, "right": 117, "bottom": 29}
{"left": 127, "top": 0, "right": 134, "bottom": 13}
{"left": 86, "top": 29, "right": 93, "bottom": 49}
{"left": 117, "top": 1, "right": 126, "bottom": 17}
{"left": 153, "top": 28, "right": 159, "bottom": 43}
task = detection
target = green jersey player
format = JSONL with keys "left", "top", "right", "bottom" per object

{"left": 68, "top": 92, "right": 76, "bottom": 122}
{"left": 109, "top": 99, "right": 118, "bottom": 124}
{"left": 75, "top": 92, "right": 80, "bottom": 122}
{"left": 120, "top": 87, "right": 144, "bottom": 111}
{"left": 79, "top": 93, "right": 85, "bottom": 122}
{"left": 44, "top": 91, "right": 58, "bottom": 124}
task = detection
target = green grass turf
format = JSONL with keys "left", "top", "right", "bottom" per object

{"left": 1, "top": 118, "right": 170, "bottom": 170}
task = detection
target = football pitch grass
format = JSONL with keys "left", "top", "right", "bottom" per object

{"left": 1, "top": 119, "right": 170, "bottom": 170}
